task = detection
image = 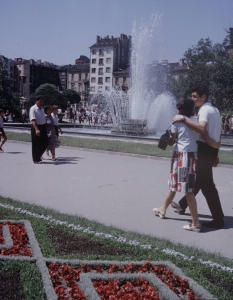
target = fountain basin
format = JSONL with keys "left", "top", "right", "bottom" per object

{"left": 111, "top": 119, "right": 156, "bottom": 135}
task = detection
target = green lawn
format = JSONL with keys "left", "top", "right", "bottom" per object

{"left": 5, "top": 131, "right": 233, "bottom": 165}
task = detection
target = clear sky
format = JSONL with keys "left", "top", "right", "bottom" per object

{"left": 0, "top": 0, "right": 232, "bottom": 65}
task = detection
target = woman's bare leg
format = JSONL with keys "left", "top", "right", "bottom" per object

{"left": 186, "top": 192, "right": 201, "bottom": 228}
{"left": 157, "top": 191, "right": 176, "bottom": 216}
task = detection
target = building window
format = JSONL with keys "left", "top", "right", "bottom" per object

{"left": 85, "top": 73, "right": 88, "bottom": 80}
{"left": 115, "top": 77, "right": 119, "bottom": 85}
{"left": 62, "top": 72, "right": 65, "bottom": 75}
{"left": 71, "top": 83, "right": 75, "bottom": 89}
{"left": 79, "top": 74, "right": 81, "bottom": 80}
{"left": 92, "top": 68, "right": 96, "bottom": 73}
{"left": 71, "top": 74, "right": 74, "bottom": 81}
{"left": 79, "top": 84, "right": 82, "bottom": 92}
{"left": 106, "top": 58, "right": 111, "bottom": 64}
{"left": 92, "top": 49, "right": 96, "bottom": 55}
{"left": 105, "top": 77, "right": 110, "bottom": 83}
{"left": 123, "top": 77, "right": 126, "bottom": 84}
{"left": 98, "top": 68, "right": 103, "bottom": 75}
{"left": 106, "top": 67, "right": 111, "bottom": 73}
{"left": 92, "top": 59, "right": 96, "bottom": 64}
{"left": 99, "top": 58, "right": 104, "bottom": 65}
{"left": 62, "top": 78, "right": 65, "bottom": 81}
{"left": 91, "top": 77, "right": 96, "bottom": 83}
{"left": 106, "top": 48, "right": 111, "bottom": 54}
{"left": 105, "top": 86, "right": 110, "bottom": 91}
{"left": 99, "top": 49, "right": 104, "bottom": 55}
{"left": 98, "top": 77, "right": 103, "bottom": 84}
{"left": 90, "top": 86, "right": 95, "bottom": 92}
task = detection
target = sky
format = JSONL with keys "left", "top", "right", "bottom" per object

{"left": 0, "top": 0, "right": 233, "bottom": 65}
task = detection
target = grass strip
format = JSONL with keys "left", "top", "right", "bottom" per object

{"left": 5, "top": 131, "right": 233, "bottom": 165}
{"left": 0, "top": 260, "right": 47, "bottom": 300}
{"left": 0, "top": 196, "right": 233, "bottom": 300}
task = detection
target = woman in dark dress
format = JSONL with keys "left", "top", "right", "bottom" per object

{"left": 44, "top": 105, "right": 58, "bottom": 161}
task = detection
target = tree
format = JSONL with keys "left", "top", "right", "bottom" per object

{"left": 62, "top": 89, "right": 81, "bottom": 105}
{"left": 168, "top": 35, "right": 233, "bottom": 111}
{"left": 0, "top": 57, "right": 11, "bottom": 109}
{"left": 35, "top": 83, "right": 67, "bottom": 108}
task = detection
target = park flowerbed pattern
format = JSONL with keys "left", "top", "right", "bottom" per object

{"left": 48, "top": 261, "right": 202, "bottom": 299}
{"left": 0, "top": 220, "right": 213, "bottom": 299}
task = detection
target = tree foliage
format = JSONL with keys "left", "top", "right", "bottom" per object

{"left": 169, "top": 34, "right": 233, "bottom": 111}
{"left": 62, "top": 89, "right": 81, "bottom": 104}
{"left": 35, "top": 83, "right": 67, "bottom": 109}
{"left": 0, "top": 57, "right": 11, "bottom": 109}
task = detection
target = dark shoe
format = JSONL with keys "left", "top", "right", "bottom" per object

{"left": 0, "top": 146, "right": 4, "bottom": 152}
{"left": 202, "top": 220, "right": 224, "bottom": 229}
{"left": 171, "top": 201, "right": 185, "bottom": 215}
{"left": 34, "top": 159, "right": 42, "bottom": 164}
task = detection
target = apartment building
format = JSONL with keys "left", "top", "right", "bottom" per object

{"left": 67, "top": 56, "right": 90, "bottom": 107}
{"left": 89, "top": 34, "right": 131, "bottom": 95}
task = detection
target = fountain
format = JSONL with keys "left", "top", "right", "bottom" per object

{"left": 91, "top": 13, "right": 177, "bottom": 136}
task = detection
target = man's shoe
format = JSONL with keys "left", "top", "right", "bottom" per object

{"left": 202, "top": 220, "right": 224, "bottom": 229}
{"left": 0, "top": 146, "right": 4, "bottom": 152}
{"left": 171, "top": 201, "right": 185, "bottom": 215}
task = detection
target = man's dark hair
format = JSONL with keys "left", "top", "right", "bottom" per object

{"left": 35, "top": 95, "right": 44, "bottom": 101}
{"left": 191, "top": 86, "right": 209, "bottom": 101}
{"left": 176, "top": 98, "right": 194, "bottom": 117}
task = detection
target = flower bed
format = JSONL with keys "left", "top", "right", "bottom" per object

{"left": 93, "top": 278, "right": 160, "bottom": 299}
{"left": 0, "top": 221, "right": 32, "bottom": 257}
{"left": 48, "top": 261, "right": 203, "bottom": 299}
{"left": 0, "top": 220, "right": 214, "bottom": 300}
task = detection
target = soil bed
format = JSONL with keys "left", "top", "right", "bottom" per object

{"left": 47, "top": 226, "right": 140, "bottom": 257}
{"left": 0, "top": 271, "right": 25, "bottom": 300}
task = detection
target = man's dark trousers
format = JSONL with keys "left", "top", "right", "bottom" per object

{"left": 31, "top": 124, "right": 48, "bottom": 162}
{"left": 178, "top": 141, "right": 224, "bottom": 222}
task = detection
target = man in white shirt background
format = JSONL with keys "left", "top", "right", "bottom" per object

{"left": 29, "top": 95, "right": 48, "bottom": 164}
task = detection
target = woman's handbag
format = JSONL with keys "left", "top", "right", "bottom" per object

{"left": 158, "top": 127, "right": 171, "bottom": 150}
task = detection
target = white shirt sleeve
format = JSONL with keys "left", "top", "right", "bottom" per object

{"left": 29, "top": 106, "right": 36, "bottom": 122}
{"left": 171, "top": 123, "right": 177, "bottom": 134}
{"left": 198, "top": 106, "right": 208, "bottom": 123}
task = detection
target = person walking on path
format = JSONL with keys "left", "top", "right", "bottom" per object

{"left": 44, "top": 105, "right": 58, "bottom": 161}
{"left": 153, "top": 98, "right": 201, "bottom": 232}
{"left": 171, "top": 86, "right": 224, "bottom": 229}
{"left": 0, "top": 109, "right": 8, "bottom": 152}
{"left": 51, "top": 106, "right": 63, "bottom": 138}
{"left": 29, "top": 96, "right": 48, "bottom": 164}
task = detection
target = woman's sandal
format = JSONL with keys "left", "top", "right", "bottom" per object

{"left": 183, "top": 224, "right": 201, "bottom": 232}
{"left": 52, "top": 157, "right": 58, "bottom": 161}
{"left": 171, "top": 201, "right": 185, "bottom": 215}
{"left": 153, "top": 208, "right": 165, "bottom": 219}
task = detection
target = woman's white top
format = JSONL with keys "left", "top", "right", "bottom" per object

{"left": 171, "top": 116, "right": 198, "bottom": 152}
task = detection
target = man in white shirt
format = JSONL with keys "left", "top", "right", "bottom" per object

{"left": 171, "top": 86, "right": 224, "bottom": 229}
{"left": 29, "top": 96, "right": 48, "bottom": 164}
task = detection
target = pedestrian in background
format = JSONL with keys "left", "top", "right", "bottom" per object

{"left": 0, "top": 108, "right": 8, "bottom": 152}
{"left": 29, "top": 96, "right": 48, "bottom": 164}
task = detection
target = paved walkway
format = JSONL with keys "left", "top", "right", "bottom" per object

{"left": 0, "top": 141, "right": 233, "bottom": 259}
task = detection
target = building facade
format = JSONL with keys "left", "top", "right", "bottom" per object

{"left": 67, "top": 57, "right": 90, "bottom": 107}
{"left": 89, "top": 34, "right": 131, "bottom": 95}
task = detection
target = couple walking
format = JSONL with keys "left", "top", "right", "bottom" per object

{"left": 153, "top": 86, "right": 224, "bottom": 232}
{"left": 29, "top": 95, "right": 62, "bottom": 163}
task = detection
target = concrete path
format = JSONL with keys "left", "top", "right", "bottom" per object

{"left": 0, "top": 141, "right": 233, "bottom": 259}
